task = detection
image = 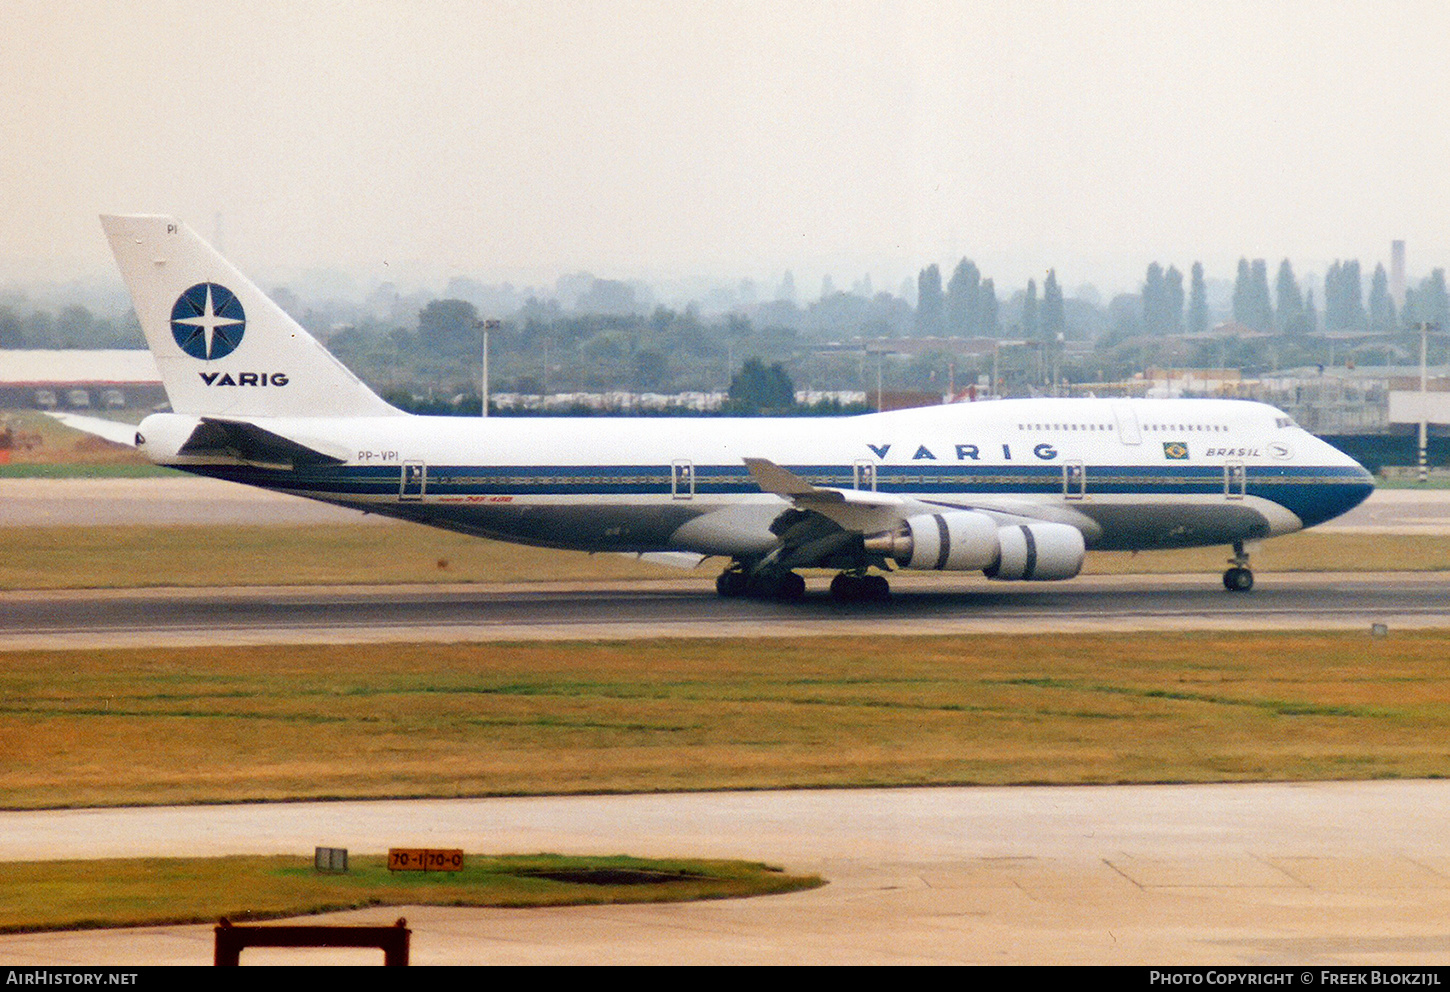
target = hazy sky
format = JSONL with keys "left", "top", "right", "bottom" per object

{"left": 3, "top": 0, "right": 1448, "bottom": 296}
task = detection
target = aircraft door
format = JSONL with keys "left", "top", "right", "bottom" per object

{"left": 853, "top": 459, "right": 877, "bottom": 492}
{"left": 1063, "top": 460, "right": 1086, "bottom": 500}
{"left": 400, "top": 460, "right": 426, "bottom": 501}
{"left": 1224, "top": 460, "right": 1246, "bottom": 500}
{"left": 671, "top": 459, "right": 695, "bottom": 499}
{"left": 1112, "top": 402, "right": 1142, "bottom": 445}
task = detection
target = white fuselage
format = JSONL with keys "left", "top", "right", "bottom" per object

{"left": 138, "top": 396, "right": 1374, "bottom": 561}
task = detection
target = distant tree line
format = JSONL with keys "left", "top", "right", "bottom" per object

{"left": 7, "top": 244, "right": 1450, "bottom": 404}
{"left": 1123, "top": 256, "right": 1450, "bottom": 339}
{"left": 915, "top": 259, "right": 1000, "bottom": 337}
{"left": 0, "top": 304, "right": 143, "bottom": 349}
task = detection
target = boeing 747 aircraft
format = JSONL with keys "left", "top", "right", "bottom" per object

{"left": 85, "top": 215, "right": 1373, "bottom": 602}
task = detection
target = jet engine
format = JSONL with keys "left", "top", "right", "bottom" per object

{"left": 864, "top": 514, "right": 1086, "bottom": 580}
{"left": 862, "top": 511, "right": 1000, "bottom": 571}
{"left": 985, "top": 522, "right": 1086, "bottom": 581}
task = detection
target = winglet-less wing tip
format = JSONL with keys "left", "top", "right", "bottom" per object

{"left": 743, "top": 457, "right": 823, "bottom": 498}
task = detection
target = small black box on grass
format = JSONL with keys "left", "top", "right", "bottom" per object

{"left": 314, "top": 846, "right": 348, "bottom": 873}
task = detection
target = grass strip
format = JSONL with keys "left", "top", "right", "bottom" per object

{"left": 0, "top": 464, "right": 177, "bottom": 478}
{"left": 0, "top": 854, "right": 821, "bottom": 934}
{"left": 0, "top": 524, "right": 681, "bottom": 588}
{"left": 3, "top": 632, "right": 1450, "bottom": 809}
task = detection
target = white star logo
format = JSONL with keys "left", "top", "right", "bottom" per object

{"left": 175, "top": 284, "right": 244, "bottom": 359}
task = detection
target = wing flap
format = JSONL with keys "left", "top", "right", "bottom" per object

{"left": 743, "top": 457, "right": 906, "bottom": 534}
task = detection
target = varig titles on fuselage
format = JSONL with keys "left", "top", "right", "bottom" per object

{"left": 861, "top": 440, "right": 1233, "bottom": 462}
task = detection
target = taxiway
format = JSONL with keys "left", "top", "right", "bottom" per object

{"left": 4, "top": 782, "right": 1450, "bottom": 965}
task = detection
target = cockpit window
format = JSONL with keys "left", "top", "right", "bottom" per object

{"left": 1274, "top": 416, "right": 1296, "bottom": 429}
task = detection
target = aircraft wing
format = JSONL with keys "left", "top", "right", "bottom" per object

{"left": 741, "top": 457, "right": 911, "bottom": 571}
{"left": 741, "top": 457, "right": 1100, "bottom": 571}
{"left": 743, "top": 457, "right": 908, "bottom": 534}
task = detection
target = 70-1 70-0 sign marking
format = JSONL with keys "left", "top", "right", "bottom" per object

{"left": 387, "top": 848, "right": 464, "bottom": 872}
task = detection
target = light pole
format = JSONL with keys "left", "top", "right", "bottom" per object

{"left": 876, "top": 347, "right": 883, "bottom": 412}
{"left": 481, "top": 318, "right": 500, "bottom": 417}
{"left": 1417, "top": 321, "right": 1441, "bottom": 483}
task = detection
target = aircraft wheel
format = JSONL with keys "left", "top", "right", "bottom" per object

{"left": 831, "top": 573, "right": 890, "bottom": 603}
{"left": 830, "top": 573, "right": 860, "bottom": 602}
{"left": 716, "top": 569, "right": 748, "bottom": 598}
{"left": 1223, "top": 567, "right": 1254, "bottom": 592}
{"left": 776, "top": 571, "right": 806, "bottom": 602}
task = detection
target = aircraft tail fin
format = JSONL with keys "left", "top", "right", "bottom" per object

{"left": 100, "top": 215, "right": 400, "bottom": 419}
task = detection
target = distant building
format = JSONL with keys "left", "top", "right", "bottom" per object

{"left": 1392, "top": 240, "right": 1407, "bottom": 310}
{"left": 1259, "top": 364, "right": 1450, "bottom": 435}
{"left": 1141, "top": 368, "right": 1244, "bottom": 398}
{"left": 1194, "top": 320, "right": 1269, "bottom": 340}
{"left": 0, "top": 350, "right": 165, "bottom": 410}
{"left": 866, "top": 389, "right": 947, "bottom": 412}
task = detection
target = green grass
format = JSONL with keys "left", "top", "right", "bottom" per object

{"left": 5, "top": 632, "right": 1450, "bottom": 810}
{"left": 0, "top": 463, "right": 179, "bottom": 478}
{"left": 0, "top": 854, "right": 821, "bottom": 934}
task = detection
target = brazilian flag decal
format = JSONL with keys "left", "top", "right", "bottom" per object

{"left": 1163, "top": 441, "right": 1189, "bottom": 460}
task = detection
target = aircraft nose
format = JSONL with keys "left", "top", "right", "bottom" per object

{"left": 1297, "top": 467, "right": 1374, "bottom": 528}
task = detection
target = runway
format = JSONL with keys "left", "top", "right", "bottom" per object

{"left": 3, "top": 571, "right": 1448, "bottom": 649}
{"left": 5, "top": 781, "right": 1450, "bottom": 965}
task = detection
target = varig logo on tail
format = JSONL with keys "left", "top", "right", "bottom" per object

{"left": 171, "top": 283, "right": 245, "bottom": 360}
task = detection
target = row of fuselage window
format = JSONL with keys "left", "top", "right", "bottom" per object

{"left": 1016, "top": 422, "right": 1231, "bottom": 433}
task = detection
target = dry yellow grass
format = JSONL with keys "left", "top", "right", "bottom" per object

{"left": 1081, "top": 533, "right": 1450, "bottom": 574}
{"left": 3, "top": 632, "right": 1449, "bottom": 810}
{"left": 0, "top": 524, "right": 684, "bottom": 588}
{"left": 1, "top": 410, "right": 147, "bottom": 467}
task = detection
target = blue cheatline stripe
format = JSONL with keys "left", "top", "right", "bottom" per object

{"left": 183, "top": 460, "right": 1373, "bottom": 530}
{"left": 186, "top": 461, "right": 1372, "bottom": 495}
{"left": 183, "top": 460, "right": 1373, "bottom": 521}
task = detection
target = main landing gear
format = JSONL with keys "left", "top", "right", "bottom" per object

{"left": 715, "top": 564, "right": 892, "bottom": 603}
{"left": 715, "top": 567, "right": 749, "bottom": 598}
{"left": 829, "top": 571, "right": 891, "bottom": 603}
{"left": 715, "top": 565, "right": 805, "bottom": 602}
{"left": 1223, "top": 541, "right": 1254, "bottom": 592}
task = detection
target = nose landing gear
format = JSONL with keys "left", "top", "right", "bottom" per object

{"left": 1223, "top": 541, "right": 1254, "bottom": 592}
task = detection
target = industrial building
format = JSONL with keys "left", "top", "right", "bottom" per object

{"left": 0, "top": 349, "right": 165, "bottom": 411}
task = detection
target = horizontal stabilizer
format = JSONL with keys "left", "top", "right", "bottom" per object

{"left": 45, "top": 412, "right": 140, "bottom": 447}
{"left": 177, "top": 418, "right": 346, "bottom": 469}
